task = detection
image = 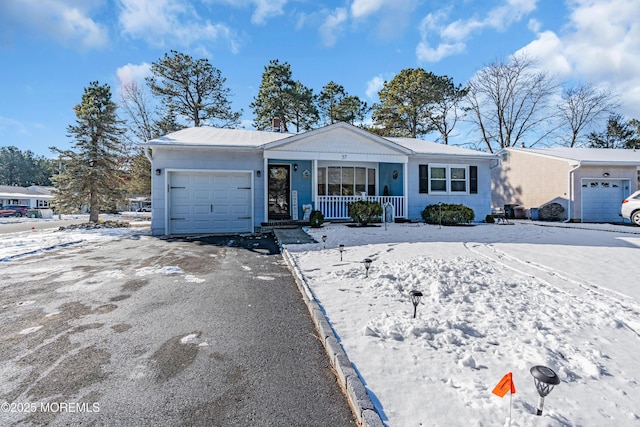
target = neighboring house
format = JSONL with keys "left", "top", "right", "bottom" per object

{"left": 492, "top": 147, "right": 640, "bottom": 223}
{"left": 143, "top": 122, "right": 496, "bottom": 236}
{"left": 0, "top": 185, "right": 54, "bottom": 208}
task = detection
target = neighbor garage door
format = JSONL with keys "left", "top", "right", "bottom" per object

{"left": 169, "top": 171, "right": 252, "bottom": 234}
{"left": 581, "top": 179, "right": 626, "bottom": 223}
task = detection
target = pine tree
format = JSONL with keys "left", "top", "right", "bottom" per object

{"left": 251, "top": 59, "right": 318, "bottom": 132}
{"left": 317, "top": 82, "right": 368, "bottom": 125}
{"left": 372, "top": 68, "right": 440, "bottom": 138}
{"left": 147, "top": 50, "right": 241, "bottom": 128}
{"left": 52, "top": 81, "right": 126, "bottom": 222}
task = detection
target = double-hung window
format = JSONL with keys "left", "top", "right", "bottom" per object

{"left": 419, "top": 164, "right": 477, "bottom": 194}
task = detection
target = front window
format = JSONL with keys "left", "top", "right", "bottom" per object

{"left": 318, "top": 166, "right": 376, "bottom": 196}
{"left": 419, "top": 164, "right": 472, "bottom": 194}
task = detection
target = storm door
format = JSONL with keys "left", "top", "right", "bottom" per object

{"left": 268, "top": 165, "right": 291, "bottom": 220}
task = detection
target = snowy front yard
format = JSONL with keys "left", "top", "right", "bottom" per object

{"left": 285, "top": 222, "right": 640, "bottom": 427}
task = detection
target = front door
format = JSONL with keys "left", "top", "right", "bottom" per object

{"left": 268, "top": 165, "right": 290, "bottom": 220}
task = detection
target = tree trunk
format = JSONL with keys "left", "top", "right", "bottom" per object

{"left": 89, "top": 189, "right": 99, "bottom": 223}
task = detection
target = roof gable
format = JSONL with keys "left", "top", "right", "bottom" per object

{"left": 262, "top": 122, "right": 411, "bottom": 156}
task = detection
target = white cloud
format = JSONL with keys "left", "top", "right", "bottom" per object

{"left": 117, "top": 0, "right": 237, "bottom": 50}
{"left": 351, "top": 0, "right": 385, "bottom": 18}
{"left": 517, "top": 0, "right": 640, "bottom": 118}
{"left": 209, "top": 0, "right": 287, "bottom": 24}
{"left": 319, "top": 8, "right": 347, "bottom": 47}
{"left": 417, "top": 0, "right": 538, "bottom": 63}
{"left": 0, "top": 0, "right": 108, "bottom": 49}
{"left": 416, "top": 40, "right": 466, "bottom": 63}
{"left": 251, "top": 0, "right": 287, "bottom": 24}
{"left": 0, "top": 116, "right": 30, "bottom": 135}
{"left": 366, "top": 76, "right": 385, "bottom": 100}
{"left": 116, "top": 63, "right": 152, "bottom": 86}
{"left": 515, "top": 30, "right": 573, "bottom": 76}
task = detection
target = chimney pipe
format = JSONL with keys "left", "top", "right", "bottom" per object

{"left": 272, "top": 117, "right": 282, "bottom": 133}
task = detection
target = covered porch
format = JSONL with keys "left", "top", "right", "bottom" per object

{"left": 261, "top": 123, "right": 412, "bottom": 223}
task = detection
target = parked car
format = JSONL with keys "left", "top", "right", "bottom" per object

{"left": 621, "top": 190, "right": 640, "bottom": 226}
{"left": 137, "top": 206, "right": 152, "bottom": 212}
{"left": 1, "top": 205, "right": 30, "bottom": 217}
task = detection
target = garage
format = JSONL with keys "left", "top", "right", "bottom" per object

{"left": 581, "top": 179, "right": 627, "bottom": 223}
{"left": 169, "top": 171, "right": 253, "bottom": 234}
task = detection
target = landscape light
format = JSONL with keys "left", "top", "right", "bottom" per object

{"left": 363, "top": 258, "right": 372, "bottom": 277}
{"left": 409, "top": 290, "right": 423, "bottom": 318}
{"left": 339, "top": 244, "right": 345, "bottom": 261}
{"left": 322, "top": 235, "right": 327, "bottom": 249}
{"left": 530, "top": 365, "right": 560, "bottom": 416}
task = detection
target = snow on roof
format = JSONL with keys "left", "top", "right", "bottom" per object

{"left": 0, "top": 185, "right": 53, "bottom": 198}
{"left": 146, "top": 126, "right": 495, "bottom": 158}
{"left": 387, "top": 137, "right": 495, "bottom": 158}
{"left": 145, "top": 126, "right": 292, "bottom": 148}
{"left": 510, "top": 147, "right": 640, "bottom": 164}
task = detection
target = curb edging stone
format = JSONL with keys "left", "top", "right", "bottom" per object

{"left": 281, "top": 248, "right": 385, "bottom": 427}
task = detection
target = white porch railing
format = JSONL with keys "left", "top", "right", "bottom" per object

{"left": 316, "top": 195, "right": 405, "bottom": 220}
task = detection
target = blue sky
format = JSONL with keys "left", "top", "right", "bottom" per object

{"left": 1, "top": 0, "right": 639, "bottom": 158}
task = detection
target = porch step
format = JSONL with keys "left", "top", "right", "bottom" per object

{"left": 261, "top": 220, "right": 309, "bottom": 229}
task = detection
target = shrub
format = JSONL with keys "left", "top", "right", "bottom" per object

{"left": 421, "top": 203, "right": 475, "bottom": 225}
{"left": 485, "top": 214, "right": 495, "bottom": 223}
{"left": 348, "top": 200, "right": 383, "bottom": 226}
{"left": 309, "top": 210, "right": 324, "bottom": 228}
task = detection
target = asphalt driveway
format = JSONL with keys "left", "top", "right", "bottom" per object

{"left": 0, "top": 232, "right": 355, "bottom": 426}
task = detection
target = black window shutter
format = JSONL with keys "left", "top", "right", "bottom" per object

{"left": 470, "top": 166, "right": 478, "bottom": 194}
{"left": 419, "top": 164, "right": 429, "bottom": 193}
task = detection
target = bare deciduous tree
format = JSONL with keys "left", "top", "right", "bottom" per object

{"left": 558, "top": 83, "right": 619, "bottom": 147}
{"left": 120, "top": 81, "right": 157, "bottom": 143}
{"left": 466, "top": 55, "right": 559, "bottom": 153}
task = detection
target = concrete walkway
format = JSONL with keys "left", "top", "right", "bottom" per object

{"left": 272, "top": 227, "right": 317, "bottom": 245}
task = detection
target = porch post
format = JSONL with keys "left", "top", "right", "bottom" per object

{"left": 263, "top": 157, "right": 269, "bottom": 224}
{"left": 312, "top": 159, "right": 318, "bottom": 209}
{"left": 403, "top": 159, "right": 409, "bottom": 219}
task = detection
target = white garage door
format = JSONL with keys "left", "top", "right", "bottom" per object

{"left": 169, "top": 171, "right": 252, "bottom": 234}
{"left": 581, "top": 179, "right": 626, "bottom": 223}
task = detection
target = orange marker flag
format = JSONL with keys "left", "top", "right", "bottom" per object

{"left": 492, "top": 372, "right": 516, "bottom": 397}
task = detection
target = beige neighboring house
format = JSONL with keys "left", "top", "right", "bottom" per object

{"left": 492, "top": 147, "right": 640, "bottom": 223}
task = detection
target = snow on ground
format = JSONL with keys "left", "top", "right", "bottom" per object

{"left": 285, "top": 222, "right": 640, "bottom": 427}
{"left": 0, "top": 215, "right": 148, "bottom": 262}
{"left": 2, "top": 218, "right": 639, "bottom": 426}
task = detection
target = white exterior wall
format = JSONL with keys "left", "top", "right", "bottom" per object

{"left": 149, "top": 147, "right": 263, "bottom": 235}
{"left": 406, "top": 157, "right": 493, "bottom": 222}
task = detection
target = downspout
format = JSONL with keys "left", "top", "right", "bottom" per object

{"left": 565, "top": 162, "right": 581, "bottom": 223}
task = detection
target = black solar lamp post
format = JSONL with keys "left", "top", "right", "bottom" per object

{"left": 322, "top": 235, "right": 327, "bottom": 249}
{"left": 409, "top": 290, "right": 423, "bottom": 318}
{"left": 363, "top": 258, "right": 372, "bottom": 277}
{"left": 338, "top": 244, "right": 344, "bottom": 261}
{"left": 530, "top": 365, "right": 560, "bottom": 416}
